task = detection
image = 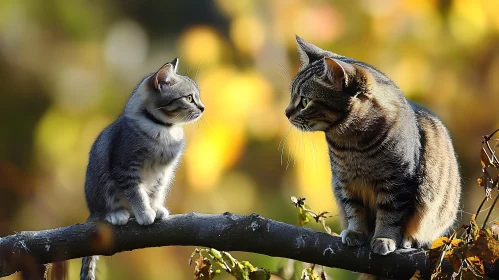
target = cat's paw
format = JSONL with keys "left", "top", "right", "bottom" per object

{"left": 340, "top": 229, "right": 367, "bottom": 247}
{"left": 154, "top": 206, "right": 170, "bottom": 220}
{"left": 371, "top": 238, "right": 397, "bottom": 255}
{"left": 105, "top": 209, "right": 130, "bottom": 225}
{"left": 135, "top": 208, "right": 156, "bottom": 226}
{"left": 401, "top": 235, "right": 423, "bottom": 249}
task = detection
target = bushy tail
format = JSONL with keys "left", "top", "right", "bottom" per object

{"left": 80, "top": 256, "right": 99, "bottom": 280}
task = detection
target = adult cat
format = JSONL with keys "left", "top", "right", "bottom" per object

{"left": 285, "top": 36, "right": 460, "bottom": 256}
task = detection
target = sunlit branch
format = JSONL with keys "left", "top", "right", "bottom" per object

{"left": 0, "top": 212, "right": 468, "bottom": 279}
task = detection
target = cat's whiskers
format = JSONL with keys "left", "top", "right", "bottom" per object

{"left": 299, "top": 125, "right": 305, "bottom": 168}
{"left": 286, "top": 128, "right": 301, "bottom": 170}
{"left": 286, "top": 129, "right": 294, "bottom": 170}
{"left": 305, "top": 124, "right": 318, "bottom": 167}
{"left": 275, "top": 62, "right": 291, "bottom": 83}
{"left": 279, "top": 124, "right": 293, "bottom": 166}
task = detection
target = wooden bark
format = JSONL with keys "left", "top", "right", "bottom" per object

{"left": 0, "top": 212, "right": 433, "bottom": 278}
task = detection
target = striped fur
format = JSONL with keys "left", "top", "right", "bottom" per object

{"left": 285, "top": 36, "right": 461, "bottom": 258}
{"left": 80, "top": 58, "right": 204, "bottom": 280}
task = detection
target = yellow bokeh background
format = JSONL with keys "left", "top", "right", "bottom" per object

{"left": 1, "top": 0, "right": 499, "bottom": 279}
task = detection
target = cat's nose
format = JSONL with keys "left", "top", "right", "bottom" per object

{"left": 285, "top": 107, "right": 293, "bottom": 119}
{"left": 198, "top": 105, "right": 205, "bottom": 112}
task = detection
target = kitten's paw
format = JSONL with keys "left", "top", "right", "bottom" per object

{"left": 154, "top": 206, "right": 170, "bottom": 220}
{"left": 371, "top": 238, "right": 397, "bottom": 255}
{"left": 340, "top": 229, "right": 367, "bottom": 247}
{"left": 135, "top": 208, "right": 156, "bottom": 226}
{"left": 105, "top": 209, "right": 130, "bottom": 225}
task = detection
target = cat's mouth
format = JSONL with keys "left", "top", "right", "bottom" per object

{"left": 290, "top": 119, "right": 327, "bottom": 132}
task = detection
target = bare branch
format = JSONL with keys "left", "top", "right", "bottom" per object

{"left": 0, "top": 212, "right": 442, "bottom": 278}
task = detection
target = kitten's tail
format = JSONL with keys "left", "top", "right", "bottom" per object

{"left": 80, "top": 216, "right": 100, "bottom": 280}
{"left": 80, "top": 256, "right": 99, "bottom": 280}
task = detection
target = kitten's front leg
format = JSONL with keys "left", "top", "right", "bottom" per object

{"left": 124, "top": 185, "right": 156, "bottom": 226}
{"left": 149, "top": 180, "right": 170, "bottom": 220}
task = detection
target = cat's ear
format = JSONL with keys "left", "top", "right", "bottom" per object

{"left": 151, "top": 62, "right": 176, "bottom": 91}
{"left": 296, "top": 35, "right": 325, "bottom": 66}
{"left": 323, "top": 58, "right": 373, "bottom": 91}
{"left": 323, "top": 57, "right": 357, "bottom": 88}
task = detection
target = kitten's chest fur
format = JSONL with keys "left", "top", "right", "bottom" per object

{"left": 140, "top": 125, "right": 184, "bottom": 189}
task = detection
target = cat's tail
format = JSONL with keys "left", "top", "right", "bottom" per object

{"left": 80, "top": 256, "right": 99, "bottom": 280}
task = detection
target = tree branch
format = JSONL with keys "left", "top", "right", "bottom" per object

{"left": 1, "top": 212, "right": 430, "bottom": 278}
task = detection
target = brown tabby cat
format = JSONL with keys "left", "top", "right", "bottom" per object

{"left": 285, "top": 36, "right": 461, "bottom": 257}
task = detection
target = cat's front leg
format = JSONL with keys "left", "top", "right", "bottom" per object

{"left": 371, "top": 192, "right": 409, "bottom": 255}
{"left": 338, "top": 196, "right": 369, "bottom": 247}
{"left": 123, "top": 185, "right": 156, "bottom": 226}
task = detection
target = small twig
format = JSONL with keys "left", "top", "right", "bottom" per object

{"left": 482, "top": 191, "right": 499, "bottom": 230}
{"left": 475, "top": 197, "right": 488, "bottom": 220}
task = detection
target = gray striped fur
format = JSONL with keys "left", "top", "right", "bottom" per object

{"left": 285, "top": 36, "right": 461, "bottom": 257}
{"left": 80, "top": 58, "right": 204, "bottom": 280}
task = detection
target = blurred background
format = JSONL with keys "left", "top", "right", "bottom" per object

{"left": 1, "top": 0, "right": 499, "bottom": 279}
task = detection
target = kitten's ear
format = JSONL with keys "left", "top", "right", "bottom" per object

{"left": 151, "top": 62, "right": 176, "bottom": 91}
{"left": 296, "top": 35, "right": 325, "bottom": 66}
{"left": 323, "top": 57, "right": 356, "bottom": 88}
{"left": 170, "top": 57, "right": 179, "bottom": 73}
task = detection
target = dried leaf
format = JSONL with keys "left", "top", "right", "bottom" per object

{"left": 194, "top": 255, "right": 215, "bottom": 280}
{"left": 491, "top": 223, "right": 499, "bottom": 239}
{"left": 466, "top": 256, "right": 485, "bottom": 275}
{"left": 470, "top": 215, "right": 480, "bottom": 240}
{"left": 291, "top": 196, "right": 306, "bottom": 208}
{"left": 298, "top": 207, "right": 311, "bottom": 226}
{"left": 470, "top": 231, "right": 499, "bottom": 264}
{"left": 409, "top": 270, "right": 422, "bottom": 280}
{"left": 431, "top": 237, "right": 450, "bottom": 250}
{"left": 300, "top": 267, "right": 321, "bottom": 280}
{"left": 447, "top": 251, "right": 462, "bottom": 272}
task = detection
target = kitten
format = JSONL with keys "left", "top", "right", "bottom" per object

{"left": 80, "top": 58, "right": 204, "bottom": 280}
{"left": 285, "top": 36, "right": 461, "bottom": 257}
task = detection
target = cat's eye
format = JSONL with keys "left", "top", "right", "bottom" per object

{"left": 301, "top": 97, "right": 310, "bottom": 108}
{"left": 186, "top": 95, "right": 193, "bottom": 103}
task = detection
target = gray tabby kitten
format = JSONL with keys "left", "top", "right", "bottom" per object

{"left": 285, "top": 36, "right": 461, "bottom": 256}
{"left": 80, "top": 58, "right": 204, "bottom": 280}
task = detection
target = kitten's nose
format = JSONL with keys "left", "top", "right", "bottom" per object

{"left": 198, "top": 105, "right": 205, "bottom": 112}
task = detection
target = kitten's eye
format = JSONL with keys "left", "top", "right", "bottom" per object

{"left": 186, "top": 95, "right": 193, "bottom": 103}
{"left": 301, "top": 97, "right": 310, "bottom": 108}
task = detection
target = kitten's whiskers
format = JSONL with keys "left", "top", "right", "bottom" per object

{"left": 200, "top": 116, "right": 214, "bottom": 132}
